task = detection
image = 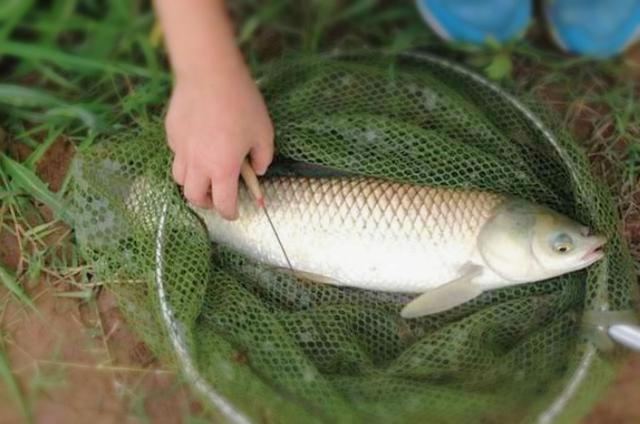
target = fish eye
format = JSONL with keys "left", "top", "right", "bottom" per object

{"left": 552, "top": 233, "right": 574, "bottom": 254}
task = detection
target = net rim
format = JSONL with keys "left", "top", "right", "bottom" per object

{"left": 145, "top": 50, "right": 635, "bottom": 423}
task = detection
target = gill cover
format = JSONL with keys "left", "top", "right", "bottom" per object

{"left": 477, "top": 199, "right": 540, "bottom": 282}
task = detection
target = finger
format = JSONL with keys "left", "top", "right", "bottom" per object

{"left": 172, "top": 157, "right": 186, "bottom": 186}
{"left": 166, "top": 133, "right": 176, "bottom": 153}
{"left": 165, "top": 123, "right": 178, "bottom": 153}
{"left": 250, "top": 138, "right": 274, "bottom": 176}
{"left": 211, "top": 169, "right": 240, "bottom": 220}
{"left": 183, "top": 170, "right": 213, "bottom": 208}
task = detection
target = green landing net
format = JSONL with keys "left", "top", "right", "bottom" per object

{"left": 67, "top": 53, "right": 638, "bottom": 423}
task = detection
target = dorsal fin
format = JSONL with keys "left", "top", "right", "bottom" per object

{"left": 265, "top": 156, "right": 358, "bottom": 178}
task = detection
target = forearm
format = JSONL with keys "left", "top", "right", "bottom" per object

{"left": 153, "top": 0, "right": 246, "bottom": 81}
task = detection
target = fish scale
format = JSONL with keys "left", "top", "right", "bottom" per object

{"left": 194, "top": 176, "right": 506, "bottom": 293}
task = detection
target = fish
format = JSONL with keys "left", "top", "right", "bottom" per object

{"left": 189, "top": 176, "right": 606, "bottom": 318}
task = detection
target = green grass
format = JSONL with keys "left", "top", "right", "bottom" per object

{"left": 0, "top": 339, "right": 32, "bottom": 424}
{"left": 0, "top": 0, "right": 639, "bottom": 420}
{"left": 0, "top": 262, "right": 37, "bottom": 313}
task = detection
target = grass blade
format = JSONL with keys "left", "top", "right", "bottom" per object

{"left": 1, "top": 154, "right": 69, "bottom": 221}
{"left": 25, "top": 127, "right": 65, "bottom": 169}
{"left": 0, "top": 84, "right": 63, "bottom": 108}
{"left": 45, "top": 105, "right": 97, "bottom": 130}
{"left": 0, "top": 41, "right": 154, "bottom": 78}
{"left": 0, "top": 263, "right": 37, "bottom": 313}
{"left": 0, "top": 346, "right": 32, "bottom": 424}
{"left": 53, "top": 290, "right": 93, "bottom": 299}
{"left": 0, "top": 0, "right": 35, "bottom": 41}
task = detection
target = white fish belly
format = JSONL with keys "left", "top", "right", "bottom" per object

{"left": 193, "top": 177, "right": 504, "bottom": 293}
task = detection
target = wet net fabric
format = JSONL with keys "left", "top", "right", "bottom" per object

{"left": 67, "top": 53, "right": 637, "bottom": 423}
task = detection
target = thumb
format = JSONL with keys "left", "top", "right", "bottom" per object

{"left": 250, "top": 138, "right": 274, "bottom": 176}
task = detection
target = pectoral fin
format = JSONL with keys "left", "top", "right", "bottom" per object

{"left": 400, "top": 265, "right": 483, "bottom": 319}
{"left": 275, "top": 267, "right": 340, "bottom": 285}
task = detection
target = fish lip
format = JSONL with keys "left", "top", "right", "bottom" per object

{"left": 581, "top": 237, "right": 607, "bottom": 264}
{"left": 582, "top": 250, "right": 605, "bottom": 265}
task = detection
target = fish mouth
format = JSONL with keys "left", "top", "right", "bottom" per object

{"left": 581, "top": 237, "right": 606, "bottom": 264}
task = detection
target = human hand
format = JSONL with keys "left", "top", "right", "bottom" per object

{"left": 153, "top": 0, "right": 273, "bottom": 219}
{"left": 165, "top": 65, "right": 274, "bottom": 220}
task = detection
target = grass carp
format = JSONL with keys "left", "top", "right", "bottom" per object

{"left": 190, "top": 176, "right": 606, "bottom": 318}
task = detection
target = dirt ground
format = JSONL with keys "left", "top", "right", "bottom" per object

{"left": 0, "top": 285, "right": 201, "bottom": 423}
{"left": 0, "top": 139, "right": 203, "bottom": 423}
{"left": 0, "top": 136, "right": 639, "bottom": 423}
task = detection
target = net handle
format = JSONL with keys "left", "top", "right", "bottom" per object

{"left": 609, "top": 324, "right": 640, "bottom": 351}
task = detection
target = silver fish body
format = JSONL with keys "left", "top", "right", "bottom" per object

{"left": 195, "top": 177, "right": 508, "bottom": 292}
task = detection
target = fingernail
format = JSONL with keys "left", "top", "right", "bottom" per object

{"left": 257, "top": 166, "right": 268, "bottom": 176}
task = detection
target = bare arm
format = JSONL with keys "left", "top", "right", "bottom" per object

{"left": 153, "top": 0, "right": 274, "bottom": 219}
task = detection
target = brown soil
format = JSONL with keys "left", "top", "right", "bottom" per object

{"left": 0, "top": 137, "right": 204, "bottom": 423}
{"left": 0, "top": 284, "right": 200, "bottom": 424}
{"left": 584, "top": 355, "right": 640, "bottom": 424}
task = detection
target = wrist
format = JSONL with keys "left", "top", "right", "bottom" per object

{"left": 155, "top": 0, "right": 248, "bottom": 83}
{"left": 172, "top": 49, "right": 247, "bottom": 84}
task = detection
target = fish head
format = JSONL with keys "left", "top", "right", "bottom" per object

{"left": 478, "top": 199, "right": 606, "bottom": 283}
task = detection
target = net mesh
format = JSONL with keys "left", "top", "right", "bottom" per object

{"left": 67, "top": 53, "right": 637, "bottom": 423}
